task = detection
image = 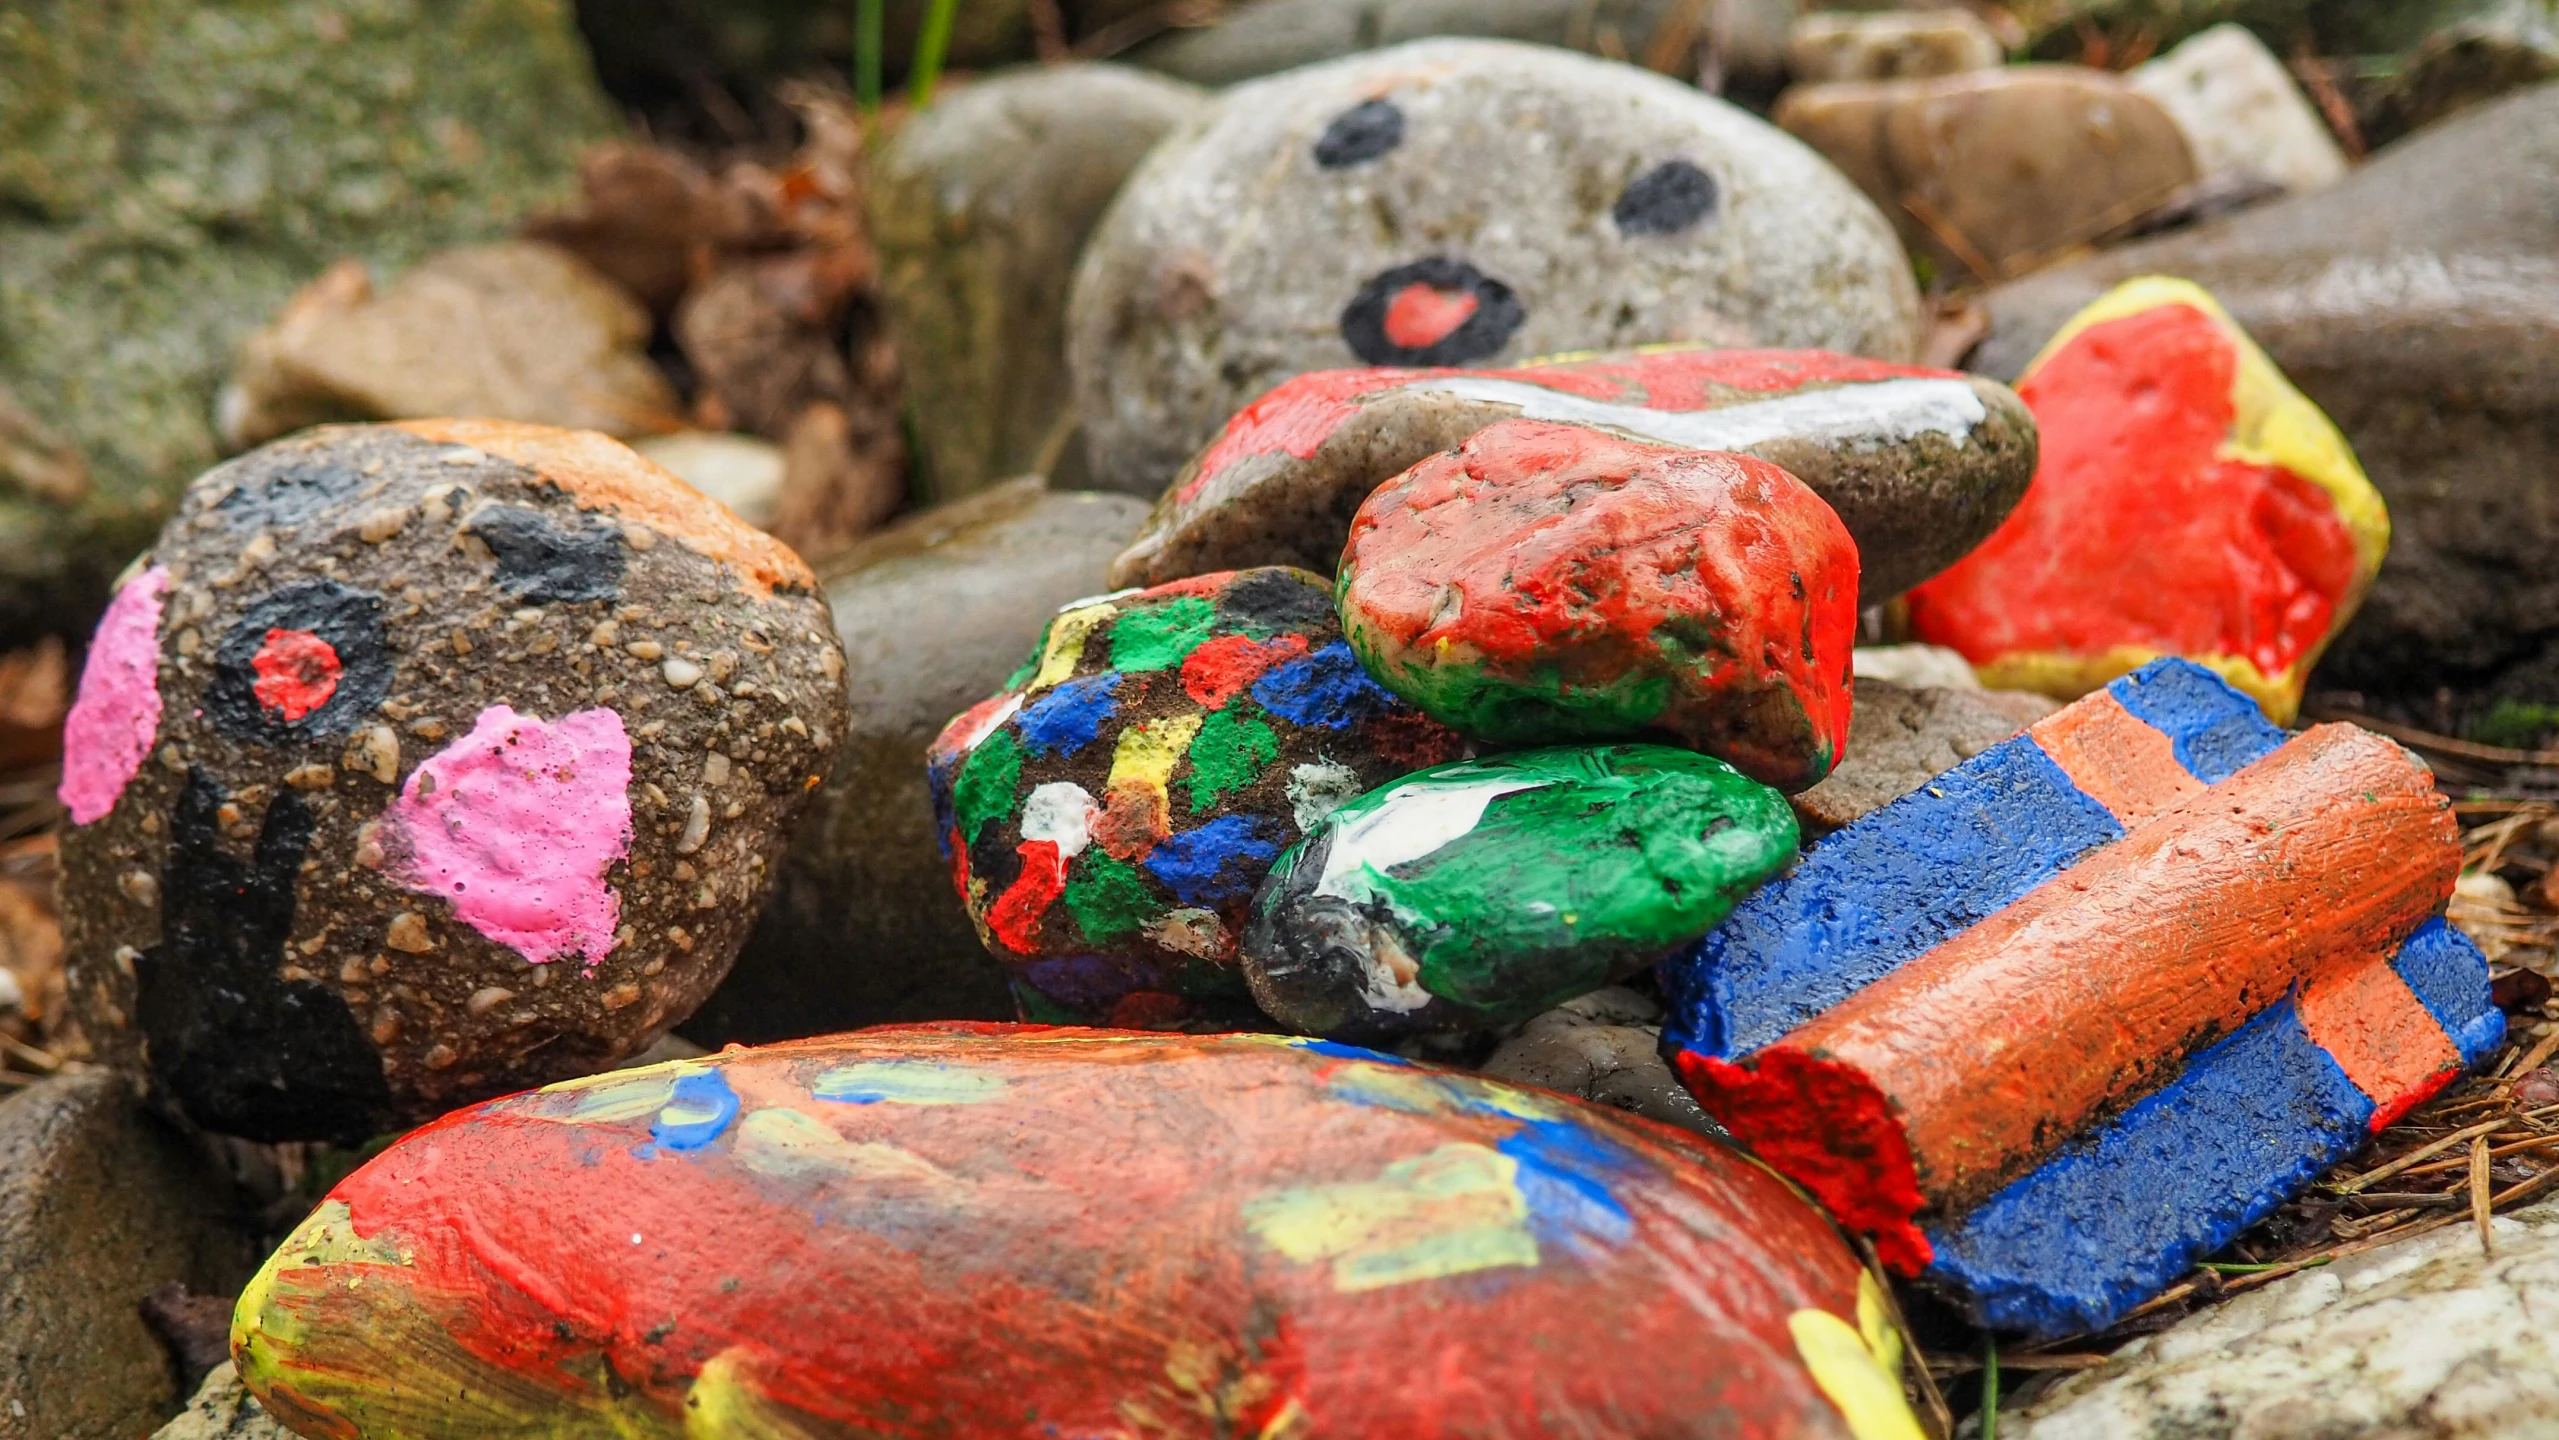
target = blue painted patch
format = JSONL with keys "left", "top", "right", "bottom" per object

{"left": 1498, "top": 1118, "right": 1636, "bottom": 1259}
{"left": 2391, "top": 918, "right": 2507, "bottom": 1067}
{"left": 2106, "top": 659, "right": 2286, "bottom": 784}
{"left": 1294, "top": 1037, "right": 1411, "bottom": 1065}
{"left": 1922, "top": 999, "right": 2373, "bottom": 1337}
{"left": 1015, "top": 672, "right": 1120, "bottom": 758}
{"left": 1143, "top": 815, "right": 1280, "bottom": 907}
{"left": 1014, "top": 951, "right": 1162, "bottom": 1011}
{"left": 1659, "top": 736, "right": 2124, "bottom": 1058}
{"left": 650, "top": 1071, "right": 742, "bottom": 1151}
{"left": 1251, "top": 641, "right": 1397, "bottom": 729}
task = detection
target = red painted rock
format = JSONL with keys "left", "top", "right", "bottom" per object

{"left": 1338, "top": 419, "right": 1859, "bottom": 791}
{"left": 232, "top": 1025, "right": 1925, "bottom": 1440}
{"left": 1905, "top": 276, "right": 2389, "bottom": 723}
{"left": 1111, "top": 346, "right": 2036, "bottom": 603}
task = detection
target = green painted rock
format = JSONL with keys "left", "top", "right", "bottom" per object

{"left": 926, "top": 567, "right": 1465, "bottom": 1029}
{"left": 1242, "top": 745, "right": 1797, "bottom": 1042}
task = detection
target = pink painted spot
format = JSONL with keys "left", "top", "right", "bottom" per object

{"left": 59, "top": 566, "right": 170, "bottom": 825}
{"left": 382, "top": 705, "right": 633, "bottom": 965}
{"left": 250, "top": 628, "right": 341, "bottom": 721}
{"left": 1383, "top": 283, "right": 1480, "bottom": 349}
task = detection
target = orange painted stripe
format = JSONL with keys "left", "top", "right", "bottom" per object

{"left": 2028, "top": 691, "right": 2204, "bottom": 826}
{"left": 2297, "top": 956, "right": 2466, "bottom": 1132}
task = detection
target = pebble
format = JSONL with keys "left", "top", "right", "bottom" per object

{"left": 233, "top": 1026, "right": 1918, "bottom": 1438}
{"left": 1338, "top": 418, "right": 1858, "bottom": 790}
{"left": 2130, "top": 24, "right": 2348, "bottom": 196}
{"left": 1476, "top": 987, "right": 1726, "bottom": 1137}
{"left": 928, "top": 566, "right": 1464, "bottom": 1027}
{"left": 1244, "top": 744, "right": 1797, "bottom": 1042}
{"left": 1786, "top": 9, "right": 2005, "bottom": 82}
{"left": 1068, "top": 37, "right": 1922, "bottom": 496}
{"left": 55, "top": 421, "right": 845, "bottom": 1141}
{"left": 1788, "top": 677, "right": 2043, "bottom": 837}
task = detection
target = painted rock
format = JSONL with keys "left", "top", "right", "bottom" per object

{"left": 56, "top": 421, "right": 846, "bottom": 1142}
{"left": 1906, "top": 276, "right": 2389, "bottom": 723}
{"left": 926, "top": 567, "right": 1465, "bottom": 1028}
{"left": 1067, "top": 37, "right": 1921, "bottom": 497}
{"left": 1659, "top": 660, "right": 2501, "bottom": 1335}
{"left": 233, "top": 1026, "right": 1924, "bottom": 1440}
{"left": 1108, "top": 346, "right": 2038, "bottom": 603}
{"left": 1243, "top": 745, "right": 1797, "bottom": 1043}
{"left": 1338, "top": 418, "right": 1858, "bottom": 789}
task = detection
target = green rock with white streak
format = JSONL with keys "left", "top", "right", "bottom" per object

{"left": 1241, "top": 745, "right": 1797, "bottom": 1042}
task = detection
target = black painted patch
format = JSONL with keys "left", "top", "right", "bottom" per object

{"left": 1222, "top": 569, "right": 1339, "bottom": 635}
{"left": 467, "top": 504, "right": 625, "bottom": 604}
{"left": 212, "top": 454, "right": 370, "bottom": 529}
{"left": 1613, "top": 160, "right": 1720, "bottom": 236}
{"left": 1314, "top": 99, "right": 1405, "bottom": 168}
{"left": 1338, "top": 257, "right": 1527, "bottom": 367}
{"left": 133, "top": 770, "right": 392, "bottom": 1143}
{"left": 206, "top": 581, "right": 393, "bottom": 745}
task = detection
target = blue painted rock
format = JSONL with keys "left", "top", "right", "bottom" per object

{"left": 1244, "top": 745, "right": 1797, "bottom": 1043}
{"left": 1109, "top": 346, "right": 2037, "bottom": 603}
{"left": 927, "top": 567, "right": 1465, "bottom": 1028}
{"left": 1660, "top": 659, "right": 2501, "bottom": 1336}
{"left": 55, "top": 421, "right": 847, "bottom": 1141}
{"left": 233, "top": 1026, "right": 1927, "bottom": 1440}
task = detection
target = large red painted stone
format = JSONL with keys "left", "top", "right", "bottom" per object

{"left": 232, "top": 1026, "right": 1922, "bottom": 1439}
{"left": 1338, "top": 419, "right": 1859, "bottom": 791}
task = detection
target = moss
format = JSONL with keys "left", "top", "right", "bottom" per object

{"left": 2471, "top": 698, "right": 2559, "bottom": 750}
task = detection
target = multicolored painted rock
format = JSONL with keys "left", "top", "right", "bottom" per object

{"left": 1338, "top": 418, "right": 1858, "bottom": 790}
{"left": 232, "top": 1026, "right": 1926, "bottom": 1440}
{"left": 926, "top": 568, "right": 1465, "bottom": 1028}
{"left": 1109, "top": 347, "right": 2037, "bottom": 602}
{"left": 1905, "top": 276, "right": 2390, "bottom": 723}
{"left": 1244, "top": 746, "right": 1796, "bottom": 1042}
{"left": 1659, "top": 660, "right": 2501, "bottom": 1336}
{"left": 56, "top": 421, "right": 846, "bottom": 1142}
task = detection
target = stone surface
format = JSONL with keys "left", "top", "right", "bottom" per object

{"left": 57, "top": 422, "right": 845, "bottom": 1141}
{"left": 630, "top": 431, "right": 787, "bottom": 531}
{"left": 0, "top": 1069, "right": 259, "bottom": 1440}
{"left": 0, "top": 0, "right": 617, "bottom": 647}
{"left": 1339, "top": 420, "right": 1858, "bottom": 790}
{"left": 218, "top": 243, "right": 679, "bottom": 451}
{"left": 871, "top": 65, "right": 1210, "bottom": 504}
{"left": 235, "top": 1027, "right": 1918, "bottom": 1438}
{"left": 1110, "top": 347, "right": 2038, "bottom": 604}
{"left": 2002, "top": 1197, "right": 2559, "bottom": 1438}
{"left": 2130, "top": 24, "right": 2348, "bottom": 195}
{"left": 1787, "top": 678, "right": 2036, "bottom": 835}
{"left": 1776, "top": 66, "right": 2197, "bottom": 282}
{"left": 2367, "top": 10, "right": 2559, "bottom": 142}
{"left": 152, "top": 1365, "right": 294, "bottom": 1440}
{"left": 1476, "top": 987, "right": 1725, "bottom": 1136}
{"left": 687, "top": 480, "right": 1150, "bottom": 1046}
{"left": 1787, "top": 9, "right": 2005, "bottom": 81}
{"left": 1914, "top": 277, "right": 2388, "bottom": 723}
{"left": 1851, "top": 642, "right": 1979, "bottom": 691}
{"left": 1127, "top": 0, "right": 1797, "bottom": 90}
{"left": 1972, "top": 81, "right": 2559, "bottom": 700}
{"left": 1248, "top": 745, "right": 1797, "bottom": 1043}
{"left": 1069, "top": 38, "right": 1922, "bottom": 498}
{"left": 927, "top": 567, "right": 1465, "bottom": 1028}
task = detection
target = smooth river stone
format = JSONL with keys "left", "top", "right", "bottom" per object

{"left": 1107, "top": 346, "right": 2038, "bottom": 603}
{"left": 233, "top": 1026, "right": 1924, "bottom": 1440}
{"left": 1243, "top": 745, "right": 1797, "bottom": 1043}
{"left": 926, "top": 567, "right": 1464, "bottom": 1028}
{"left": 1338, "top": 418, "right": 1858, "bottom": 790}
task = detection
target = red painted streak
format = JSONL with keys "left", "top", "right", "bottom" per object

{"left": 1674, "top": 1047, "right": 1934, "bottom": 1273}
{"left": 1179, "top": 633, "right": 1309, "bottom": 711}
{"left": 1905, "top": 303, "right": 2359, "bottom": 680}
{"left": 2027, "top": 691, "right": 2202, "bottom": 826}
{"left": 987, "top": 840, "right": 1066, "bottom": 953}
{"left": 1382, "top": 283, "right": 1480, "bottom": 349}
{"left": 2295, "top": 956, "right": 2467, "bottom": 1132}
{"left": 250, "top": 628, "right": 342, "bottom": 721}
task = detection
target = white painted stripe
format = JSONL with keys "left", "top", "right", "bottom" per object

{"left": 1316, "top": 776, "right": 1545, "bottom": 900}
{"left": 1400, "top": 374, "right": 1988, "bottom": 453}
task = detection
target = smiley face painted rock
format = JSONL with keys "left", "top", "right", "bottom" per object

{"left": 1339, "top": 419, "right": 1859, "bottom": 790}
{"left": 233, "top": 1026, "right": 1922, "bottom": 1440}
{"left": 1067, "top": 38, "right": 1923, "bottom": 497}
{"left": 927, "top": 568, "right": 1464, "bottom": 1028}
{"left": 1110, "top": 347, "right": 2038, "bottom": 603}
{"left": 56, "top": 421, "right": 846, "bottom": 1141}
{"left": 1244, "top": 746, "right": 1797, "bottom": 1043}
{"left": 1906, "top": 277, "right": 2389, "bottom": 723}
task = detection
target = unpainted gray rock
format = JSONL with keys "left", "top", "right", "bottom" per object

{"left": 1478, "top": 987, "right": 1726, "bottom": 1136}
{"left": 1790, "top": 677, "right": 2046, "bottom": 835}
{"left": 151, "top": 1364, "right": 293, "bottom": 1440}
{"left": 2131, "top": 23, "right": 2348, "bottom": 194}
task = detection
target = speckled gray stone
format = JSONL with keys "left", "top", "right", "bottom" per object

{"left": 1477, "top": 987, "right": 1726, "bottom": 1138}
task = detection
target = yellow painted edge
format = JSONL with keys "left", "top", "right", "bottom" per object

{"left": 1790, "top": 1299, "right": 1928, "bottom": 1440}
{"left": 1969, "top": 644, "right": 2305, "bottom": 725}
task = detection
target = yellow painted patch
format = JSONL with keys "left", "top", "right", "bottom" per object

{"left": 1109, "top": 713, "right": 1205, "bottom": 802}
{"left": 1243, "top": 1143, "right": 1538, "bottom": 1292}
{"left": 687, "top": 1349, "right": 827, "bottom": 1440}
{"left": 1790, "top": 1273, "right": 1926, "bottom": 1440}
{"left": 811, "top": 1060, "right": 1010, "bottom": 1105}
{"left": 1971, "top": 642, "right": 2303, "bottom": 724}
{"left": 529, "top": 1061, "right": 707, "bottom": 1126}
{"left": 1319, "top": 1059, "right": 1564, "bottom": 1122}
{"left": 1029, "top": 601, "right": 1119, "bottom": 693}
{"left": 731, "top": 1107, "right": 965, "bottom": 1194}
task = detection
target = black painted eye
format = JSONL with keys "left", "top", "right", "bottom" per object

{"left": 1314, "top": 99, "right": 1405, "bottom": 169}
{"left": 1613, "top": 160, "right": 1720, "bottom": 236}
{"left": 1339, "top": 257, "right": 1527, "bottom": 367}
{"left": 466, "top": 504, "right": 625, "bottom": 604}
{"left": 207, "top": 580, "right": 393, "bottom": 744}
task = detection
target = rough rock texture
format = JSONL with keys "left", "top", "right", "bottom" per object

{"left": 1786, "top": 678, "right": 2039, "bottom": 835}
{"left": 1069, "top": 38, "right": 1922, "bottom": 498}
{"left": 0, "top": 0, "right": 617, "bottom": 648}
{"left": 1477, "top": 987, "right": 1726, "bottom": 1136}
{"left": 1776, "top": 66, "right": 2198, "bottom": 282}
{"left": 687, "top": 480, "right": 1150, "bottom": 1045}
{"left": 151, "top": 1365, "right": 294, "bottom": 1440}
{"left": 57, "top": 422, "right": 845, "bottom": 1141}
{"left": 2365, "top": 10, "right": 2559, "bottom": 143}
{"left": 2130, "top": 24, "right": 2348, "bottom": 195}
{"left": 0, "top": 1070, "right": 259, "bottom": 1440}
{"left": 1972, "top": 82, "right": 2559, "bottom": 698}
{"left": 871, "top": 65, "right": 1210, "bottom": 504}
{"left": 1786, "top": 10, "right": 2006, "bottom": 81}
{"left": 2002, "top": 1198, "right": 2559, "bottom": 1438}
